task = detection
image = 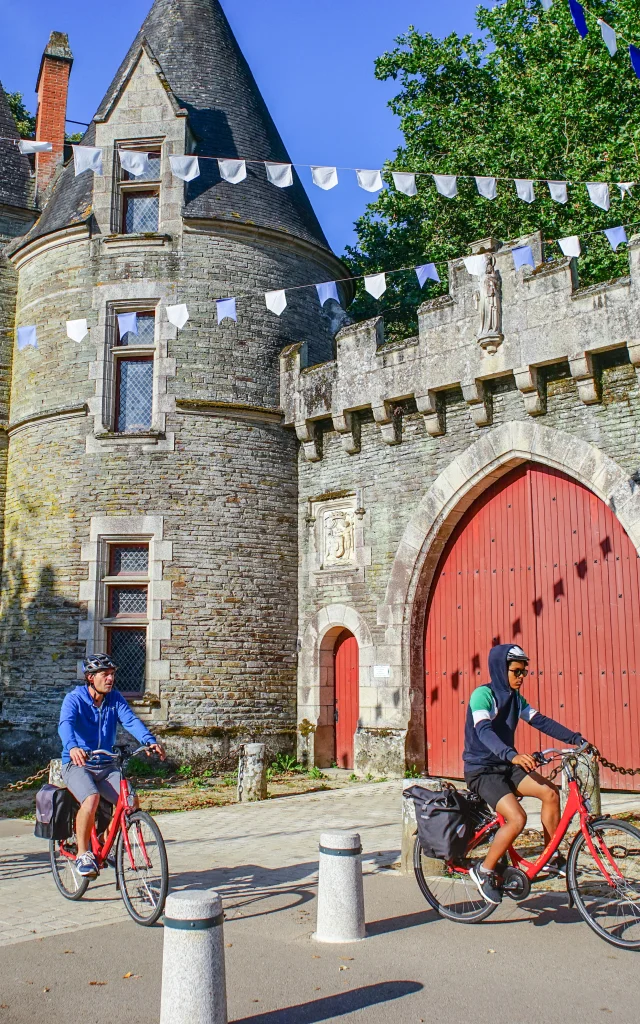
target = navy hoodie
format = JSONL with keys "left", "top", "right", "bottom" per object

{"left": 462, "top": 644, "right": 582, "bottom": 771}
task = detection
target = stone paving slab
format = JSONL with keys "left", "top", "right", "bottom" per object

{"left": 0, "top": 782, "right": 402, "bottom": 947}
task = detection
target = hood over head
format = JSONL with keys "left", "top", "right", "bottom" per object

{"left": 488, "top": 643, "right": 516, "bottom": 707}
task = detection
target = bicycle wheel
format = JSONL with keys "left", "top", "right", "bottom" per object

{"left": 413, "top": 837, "right": 497, "bottom": 923}
{"left": 49, "top": 838, "right": 90, "bottom": 900}
{"left": 116, "top": 810, "right": 168, "bottom": 925}
{"left": 567, "top": 818, "right": 640, "bottom": 951}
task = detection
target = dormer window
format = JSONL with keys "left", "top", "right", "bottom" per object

{"left": 116, "top": 143, "right": 162, "bottom": 235}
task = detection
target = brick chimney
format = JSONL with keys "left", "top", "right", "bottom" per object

{"left": 35, "top": 31, "right": 73, "bottom": 197}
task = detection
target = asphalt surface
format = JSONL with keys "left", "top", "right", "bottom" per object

{"left": 1, "top": 868, "right": 638, "bottom": 1024}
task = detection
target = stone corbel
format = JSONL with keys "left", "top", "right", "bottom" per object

{"left": 295, "top": 420, "right": 321, "bottom": 462}
{"left": 568, "top": 352, "right": 599, "bottom": 405}
{"left": 372, "top": 400, "right": 401, "bottom": 445}
{"left": 627, "top": 340, "right": 640, "bottom": 389}
{"left": 415, "top": 392, "right": 445, "bottom": 437}
{"left": 513, "top": 365, "right": 545, "bottom": 416}
{"left": 331, "top": 410, "right": 360, "bottom": 455}
{"left": 461, "top": 380, "right": 492, "bottom": 428}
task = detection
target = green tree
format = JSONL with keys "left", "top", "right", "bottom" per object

{"left": 346, "top": 0, "right": 640, "bottom": 339}
{"left": 6, "top": 92, "right": 36, "bottom": 138}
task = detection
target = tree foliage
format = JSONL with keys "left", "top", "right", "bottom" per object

{"left": 345, "top": 0, "right": 640, "bottom": 338}
{"left": 6, "top": 92, "right": 36, "bottom": 138}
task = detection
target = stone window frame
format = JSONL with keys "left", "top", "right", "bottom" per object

{"left": 78, "top": 515, "right": 172, "bottom": 710}
{"left": 87, "top": 281, "right": 176, "bottom": 453}
{"left": 111, "top": 136, "right": 164, "bottom": 236}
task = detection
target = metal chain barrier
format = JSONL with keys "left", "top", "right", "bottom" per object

{"left": 3, "top": 765, "right": 49, "bottom": 792}
{"left": 591, "top": 747, "right": 640, "bottom": 778}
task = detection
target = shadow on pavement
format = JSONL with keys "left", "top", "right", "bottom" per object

{"left": 233, "top": 981, "right": 424, "bottom": 1024}
{"left": 366, "top": 908, "right": 437, "bottom": 935}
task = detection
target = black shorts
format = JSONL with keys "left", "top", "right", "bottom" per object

{"left": 464, "top": 764, "right": 528, "bottom": 810}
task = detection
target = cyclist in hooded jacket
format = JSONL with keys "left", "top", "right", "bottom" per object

{"left": 464, "top": 643, "right": 585, "bottom": 905}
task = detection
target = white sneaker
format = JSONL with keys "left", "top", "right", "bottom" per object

{"left": 75, "top": 852, "right": 99, "bottom": 878}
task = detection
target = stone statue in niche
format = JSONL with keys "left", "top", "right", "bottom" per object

{"left": 323, "top": 509, "right": 355, "bottom": 566}
{"left": 473, "top": 253, "right": 503, "bottom": 354}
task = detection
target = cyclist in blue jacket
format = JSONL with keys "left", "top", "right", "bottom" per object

{"left": 58, "top": 654, "right": 165, "bottom": 878}
{"left": 464, "top": 644, "right": 585, "bottom": 905}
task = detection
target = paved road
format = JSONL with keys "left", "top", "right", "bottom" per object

{"left": 1, "top": 782, "right": 639, "bottom": 1023}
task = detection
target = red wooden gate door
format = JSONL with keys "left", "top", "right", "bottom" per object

{"left": 334, "top": 631, "right": 359, "bottom": 769}
{"left": 424, "top": 463, "right": 640, "bottom": 789}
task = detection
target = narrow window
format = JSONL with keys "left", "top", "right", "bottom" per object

{"left": 113, "top": 310, "right": 155, "bottom": 434}
{"left": 118, "top": 147, "right": 161, "bottom": 235}
{"left": 103, "top": 543, "right": 149, "bottom": 695}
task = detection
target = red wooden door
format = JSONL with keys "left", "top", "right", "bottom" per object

{"left": 424, "top": 464, "right": 640, "bottom": 789}
{"left": 334, "top": 631, "right": 359, "bottom": 769}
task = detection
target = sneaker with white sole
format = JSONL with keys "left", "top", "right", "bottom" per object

{"left": 469, "top": 863, "right": 503, "bottom": 904}
{"left": 75, "top": 852, "right": 99, "bottom": 879}
{"left": 541, "top": 852, "right": 567, "bottom": 877}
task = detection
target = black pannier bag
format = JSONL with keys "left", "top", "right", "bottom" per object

{"left": 34, "top": 784, "right": 113, "bottom": 841}
{"left": 406, "top": 784, "right": 492, "bottom": 862}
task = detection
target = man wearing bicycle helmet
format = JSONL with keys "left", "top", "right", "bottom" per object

{"left": 58, "top": 654, "right": 165, "bottom": 879}
{"left": 464, "top": 643, "right": 586, "bottom": 905}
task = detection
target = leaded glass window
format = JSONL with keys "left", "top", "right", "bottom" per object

{"left": 121, "top": 151, "right": 161, "bottom": 182}
{"left": 108, "top": 628, "right": 146, "bottom": 694}
{"left": 110, "top": 545, "right": 149, "bottom": 575}
{"left": 123, "top": 191, "right": 159, "bottom": 234}
{"left": 118, "top": 311, "right": 155, "bottom": 347}
{"left": 116, "top": 358, "right": 153, "bottom": 433}
{"left": 109, "top": 587, "right": 148, "bottom": 617}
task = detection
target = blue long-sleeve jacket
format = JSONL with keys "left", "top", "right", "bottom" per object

{"left": 58, "top": 685, "right": 156, "bottom": 764}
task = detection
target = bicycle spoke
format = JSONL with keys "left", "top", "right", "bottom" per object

{"left": 570, "top": 821, "right": 640, "bottom": 950}
{"left": 117, "top": 811, "right": 168, "bottom": 925}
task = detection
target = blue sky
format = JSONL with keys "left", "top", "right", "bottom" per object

{"left": 0, "top": 0, "right": 482, "bottom": 253}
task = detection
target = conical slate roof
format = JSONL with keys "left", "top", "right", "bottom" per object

{"left": 23, "top": 0, "right": 331, "bottom": 252}
{"left": 0, "top": 84, "right": 35, "bottom": 212}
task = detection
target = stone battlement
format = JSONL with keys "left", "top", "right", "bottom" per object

{"left": 280, "top": 231, "right": 640, "bottom": 460}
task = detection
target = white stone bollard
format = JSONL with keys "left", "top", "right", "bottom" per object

{"left": 314, "top": 831, "right": 365, "bottom": 942}
{"left": 237, "top": 743, "right": 267, "bottom": 802}
{"left": 160, "top": 890, "right": 227, "bottom": 1024}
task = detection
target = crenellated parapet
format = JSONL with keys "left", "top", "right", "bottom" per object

{"left": 281, "top": 231, "right": 640, "bottom": 459}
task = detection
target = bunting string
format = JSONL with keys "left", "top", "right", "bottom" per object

{"left": 3, "top": 218, "right": 640, "bottom": 341}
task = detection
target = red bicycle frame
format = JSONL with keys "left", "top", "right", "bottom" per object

{"left": 57, "top": 774, "right": 150, "bottom": 871}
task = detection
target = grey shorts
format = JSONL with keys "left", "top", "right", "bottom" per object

{"left": 61, "top": 762, "right": 121, "bottom": 805}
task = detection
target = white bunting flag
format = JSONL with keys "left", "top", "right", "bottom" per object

{"left": 218, "top": 159, "right": 247, "bottom": 184}
{"left": 558, "top": 236, "right": 581, "bottom": 258}
{"left": 117, "top": 312, "right": 138, "bottom": 337}
{"left": 119, "top": 150, "right": 150, "bottom": 177}
{"left": 433, "top": 174, "right": 457, "bottom": 198}
{"left": 618, "top": 181, "right": 634, "bottom": 198}
{"left": 356, "top": 168, "right": 383, "bottom": 192}
{"left": 73, "top": 145, "right": 103, "bottom": 176}
{"left": 416, "top": 263, "right": 440, "bottom": 287}
{"left": 311, "top": 166, "right": 338, "bottom": 190}
{"left": 475, "top": 176, "right": 497, "bottom": 200}
{"left": 265, "top": 162, "right": 293, "bottom": 188}
{"left": 364, "top": 273, "right": 387, "bottom": 299}
{"left": 604, "top": 226, "right": 627, "bottom": 251}
{"left": 547, "top": 180, "right": 568, "bottom": 204}
{"left": 586, "top": 182, "right": 610, "bottom": 211}
{"left": 18, "top": 140, "right": 52, "bottom": 154}
{"left": 265, "top": 290, "right": 287, "bottom": 316}
{"left": 217, "top": 297, "right": 237, "bottom": 323}
{"left": 66, "top": 319, "right": 89, "bottom": 343}
{"left": 17, "top": 325, "right": 37, "bottom": 350}
{"left": 316, "top": 281, "right": 339, "bottom": 306}
{"left": 598, "top": 20, "right": 617, "bottom": 56}
{"left": 166, "top": 304, "right": 190, "bottom": 329}
{"left": 540, "top": 0, "right": 553, "bottom": 9}
{"left": 515, "top": 179, "right": 535, "bottom": 203}
{"left": 512, "top": 245, "right": 535, "bottom": 270}
{"left": 463, "top": 254, "right": 487, "bottom": 276}
{"left": 392, "top": 172, "right": 417, "bottom": 196}
{"left": 169, "top": 155, "right": 200, "bottom": 182}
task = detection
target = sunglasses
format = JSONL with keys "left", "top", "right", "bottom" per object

{"left": 509, "top": 667, "right": 528, "bottom": 678}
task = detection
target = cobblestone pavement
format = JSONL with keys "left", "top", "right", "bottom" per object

{"left": 0, "top": 782, "right": 402, "bottom": 947}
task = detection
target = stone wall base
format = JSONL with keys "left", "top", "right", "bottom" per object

{"left": 353, "top": 727, "right": 406, "bottom": 776}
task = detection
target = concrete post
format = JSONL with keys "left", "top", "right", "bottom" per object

{"left": 237, "top": 743, "right": 267, "bottom": 802}
{"left": 561, "top": 751, "right": 601, "bottom": 815}
{"left": 400, "top": 778, "right": 445, "bottom": 876}
{"left": 314, "top": 831, "right": 365, "bottom": 942}
{"left": 49, "top": 758, "right": 65, "bottom": 788}
{"left": 160, "top": 890, "right": 227, "bottom": 1024}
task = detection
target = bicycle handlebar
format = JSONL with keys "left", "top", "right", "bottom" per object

{"left": 85, "top": 745, "right": 155, "bottom": 761}
{"left": 532, "top": 740, "right": 592, "bottom": 766}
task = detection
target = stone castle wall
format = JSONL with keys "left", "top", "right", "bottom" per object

{"left": 282, "top": 233, "right": 640, "bottom": 774}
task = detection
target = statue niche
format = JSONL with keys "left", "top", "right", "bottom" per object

{"left": 473, "top": 253, "right": 503, "bottom": 354}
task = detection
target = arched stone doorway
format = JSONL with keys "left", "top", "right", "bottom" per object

{"left": 315, "top": 627, "right": 359, "bottom": 769}
{"left": 424, "top": 463, "right": 640, "bottom": 788}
